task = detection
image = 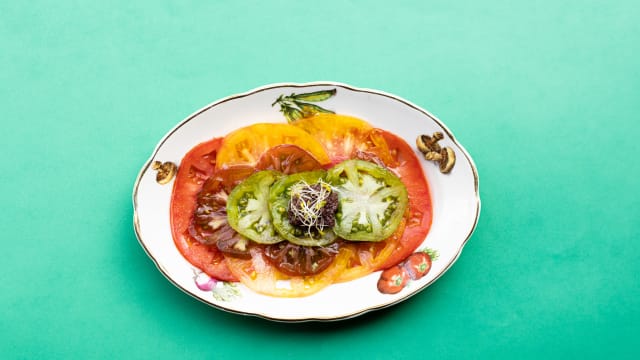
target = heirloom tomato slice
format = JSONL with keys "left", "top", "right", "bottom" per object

{"left": 268, "top": 170, "right": 338, "bottom": 246}
{"left": 189, "top": 165, "right": 254, "bottom": 260}
{"left": 375, "top": 130, "right": 433, "bottom": 270}
{"left": 170, "top": 137, "right": 238, "bottom": 282}
{"left": 353, "top": 128, "right": 398, "bottom": 168}
{"left": 327, "top": 159, "right": 408, "bottom": 241}
{"left": 225, "top": 246, "right": 353, "bottom": 297}
{"left": 226, "top": 170, "right": 283, "bottom": 244}
{"left": 334, "top": 218, "right": 406, "bottom": 283}
{"left": 263, "top": 242, "right": 339, "bottom": 277}
{"left": 216, "top": 123, "right": 330, "bottom": 168}
{"left": 292, "top": 114, "right": 374, "bottom": 163}
{"left": 255, "top": 144, "right": 323, "bottom": 174}
{"left": 333, "top": 129, "right": 433, "bottom": 276}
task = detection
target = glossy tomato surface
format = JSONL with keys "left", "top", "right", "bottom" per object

{"left": 225, "top": 245, "right": 353, "bottom": 297}
{"left": 216, "top": 123, "right": 330, "bottom": 168}
{"left": 169, "top": 118, "right": 432, "bottom": 295}
{"left": 327, "top": 159, "right": 408, "bottom": 242}
{"left": 292, "top": 114, "right": 373, "bottom": 164}
{"left": 376, "top": 130, "right": 432, "bottom": 270}
{"left": 255, "top": 144, "right": 324, "bottom": 174}
{"left": 170, "top": 137, "right": 238, "bottom": 281}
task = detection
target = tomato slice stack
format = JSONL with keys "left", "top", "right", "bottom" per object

{"left": 170, "top": 138, "right": 238, "bottom": 282}
{"left": 169, "top": 114, "right": 432, "bottom": 297}
{"left": 216, "top": 123, "right": 330, "bottom": 168}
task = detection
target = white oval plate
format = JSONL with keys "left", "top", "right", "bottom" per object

{"left": 133, "top": 82, "right": 480, "bottom": 321}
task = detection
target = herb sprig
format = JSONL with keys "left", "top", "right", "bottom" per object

{"left": 272, "top": 89, "right": 336, "bottom": 122}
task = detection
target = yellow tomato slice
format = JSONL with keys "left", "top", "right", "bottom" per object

{"left": 334, "top": 218, "right": 407, "bottom": 283}
{"left": 292, "top": 114, "right": 374, "bottom": 163}
{"left": 216, "top": 123, "right": 330, "bottom": 168}
{"left": 226, "top": 246, "right": 354, "bottom": 297}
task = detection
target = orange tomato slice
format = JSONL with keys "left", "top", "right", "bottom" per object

{"left": 216, "top": 123, "right": 330, "bottom": 168}
{"left": 334, "top": 218, "right": 407, "bottom": 283}
{"left": 292, "top": 114, "right": 374, "bottom": 164}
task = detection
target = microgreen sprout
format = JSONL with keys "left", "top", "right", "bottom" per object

{"left": 288, "top": 179, "right": 336, "bottom": 238}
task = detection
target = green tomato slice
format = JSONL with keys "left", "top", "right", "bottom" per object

{"left": 327, "top": 159, "right": 408, "bottom": 241}
{"left": 269, "top": 170, "right": 338, "bottom": 246}
{"left": 226, "top": 170, "right": 284, "bottom": 244}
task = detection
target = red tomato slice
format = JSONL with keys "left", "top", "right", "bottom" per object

{"left": 376, "top": 130, "right": 433, "bottom": 270}
{"left": 170, "top": 137, "right": 238, "bottom": 282}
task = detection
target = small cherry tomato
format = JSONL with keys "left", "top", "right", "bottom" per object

{"left": 403, "top": 252, "right": 432, "bottom": 280}
{"left": 377, "top": 265, "right": 409, "bottom": 294}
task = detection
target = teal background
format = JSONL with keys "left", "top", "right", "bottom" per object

{"left": 2, "top": 0, "right": 639, "bottom": 358}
